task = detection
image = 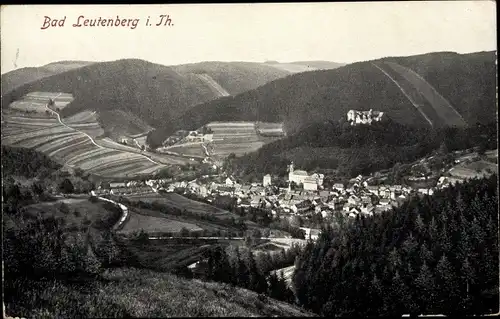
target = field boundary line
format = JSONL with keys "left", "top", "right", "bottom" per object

{"left": 371, "top": 62, "right": 434, "bottom": 127}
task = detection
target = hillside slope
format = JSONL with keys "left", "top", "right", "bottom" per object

{"left": 5, "top": 267, "right": 314, "bottom": 318}
{"left": 388, "top": 51, "right": 497, "bottom": 125}
{"left": 2, "top": 60, "right": 301, "bottom": 137}
{"left": 171, "top": 61, "right": 292, "bottom": 95}
{"left": 1, "top": 61, "right": 95, "bottom": 95}
{"left": 170, "top": 51, "right": 496, "bottom": 136}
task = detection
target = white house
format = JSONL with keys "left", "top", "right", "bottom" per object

{"left": 263, "top": 174, "right": 272, "bottom": 187}
{"left": 303, "top": 176, "right": 318, "bottom": 191}
{"left": 332, "top": 183, "right": 344, "bottom": 192}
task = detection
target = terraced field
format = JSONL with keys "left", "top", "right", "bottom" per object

{"left": 2, "top": 92, "right": 193, "bottom": 178}
{"left": 205, "top": 121, "right": 279, "bottom": 157}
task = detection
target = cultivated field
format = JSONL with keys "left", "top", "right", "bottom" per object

{"left": 256, "top": 122, "right": 285, "bottom": 136}
{"left": 1, "top": 93, "right": 184, "bottom": 178}
{"left": 205, "top": 121, "right": 281, "bottom": 157}
{"left": 449, "top": 160, "right": 498, "bottom": 179}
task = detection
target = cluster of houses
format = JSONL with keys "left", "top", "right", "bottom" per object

{"left": 91, "top": 179, "right": 171, "bottom": 197}
{"left": 287, "top": 162, "right": 324, "bottom": 191}
{"left": 347, "top": 109, "right": 384, "bottom": 126}
{"left": 89, "top": 149, "right": 497, "bottom": 227}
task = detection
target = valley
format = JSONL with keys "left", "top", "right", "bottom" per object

{"left": 2, "top": 50, "right": 497, "bottom": 319}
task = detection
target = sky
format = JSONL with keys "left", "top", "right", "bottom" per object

{"left": 1, "top": 2, "right": 497, "bottom": 74}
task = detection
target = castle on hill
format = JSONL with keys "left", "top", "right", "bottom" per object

{"left": 347, "top": 109, "right": 384, "bottom": 126}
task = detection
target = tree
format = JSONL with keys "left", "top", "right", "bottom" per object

{"left": 436, "top": 254, "right": 458, "bottom": 312}
{"left": 31, "top": 182, "right": 45, "bottom": 197}
{"left": 59, "top": 202, "right": 70, "bottom": 215}
{"left": 415, "top": 262, "right": 436, "bottom": 313}
{"left": 59, "top": 178, "right": 74, "bottom": 194}
{"left": 96, "top": 231, "right": 121, "bottom": 267}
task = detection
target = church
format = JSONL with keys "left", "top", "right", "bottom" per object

{"left": 288, "top": 162, "right": 324, "bottom": 191}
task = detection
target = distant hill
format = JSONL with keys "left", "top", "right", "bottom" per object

{"left": 171, "top": 61, "right": 292, "bottom": 95}
{"left": 1, "top": 61, "right": 95, "bottom": 95}
{"left": 1, "top": 60, "right": 301, "bottom": 138}
{"left": 290, "top": 60, "right": 346, "bottom": 70}
{"left": 169, "top": 51, "right": 496, "bottom": 138}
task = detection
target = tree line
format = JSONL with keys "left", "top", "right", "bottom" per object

{"left": 292, "top": 175, "right": 498, "bottom": 316}
{"left": 182, "top": 243, "right": 305, "bottom": 304}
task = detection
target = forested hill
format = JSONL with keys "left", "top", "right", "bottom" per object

{"left": 229, "top": 119, "right": 497, "bottom": 179}
{"left": 293, "top": 175, "right": 499, "bottom": 316}
{"left": 1, "top": 61, "right": 95, "bottom": 95}
{"left": 1, "top": 59, "right": 294, "bottom": 130}
{"left": 165, "top": 51, "right": 496, "bottom": 138}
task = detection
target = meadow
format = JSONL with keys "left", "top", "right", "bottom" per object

{"left": 22, "top": 197, "right": 122, "bottom": 232}
{"left": 125, "top": 192, "right": 235, "bottom": 220}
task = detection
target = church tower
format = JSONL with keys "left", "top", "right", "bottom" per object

{"left": 288, "top": 161, "right": 294, "bottom": 182}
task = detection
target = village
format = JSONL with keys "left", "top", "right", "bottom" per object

{"left": 92, "top": 141, "right": 497, "bottom": 240}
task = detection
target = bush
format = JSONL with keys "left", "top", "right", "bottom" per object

{"left": 59, "top": 179, "right": 75, "bottom": 194}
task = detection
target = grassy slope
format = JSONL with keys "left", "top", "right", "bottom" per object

{"left": 171, "top": 61, "right": 291, "bottom": 95}
{"left": 5, "top": 267, "right": 314, "bottom": 318}
{"left": 172, "top": 51, "right": 496, "bottom": 136}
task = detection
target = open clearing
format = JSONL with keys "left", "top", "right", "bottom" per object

{"left": 118, "top": 209, "right": 203, "bottom": 235}
{"left": 125, "top": 192, "right": 235, "bottom": 220}
{"left": 22, "top": 198, "right": 119, "bottom": 231}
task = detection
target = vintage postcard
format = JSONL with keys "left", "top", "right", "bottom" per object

{"left": 1, "top": 2, "right": 498, "bottom": 318}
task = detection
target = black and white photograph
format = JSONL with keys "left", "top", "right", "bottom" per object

{"left": 1, "top": 2, "right": 498, "bottom": 317}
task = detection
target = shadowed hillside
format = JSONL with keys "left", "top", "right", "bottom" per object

{"left": 168, "top": 51, "right": 496, "bottom": 138}
{"left": 387, "top": 51, "right": 497, "bottom": 125}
